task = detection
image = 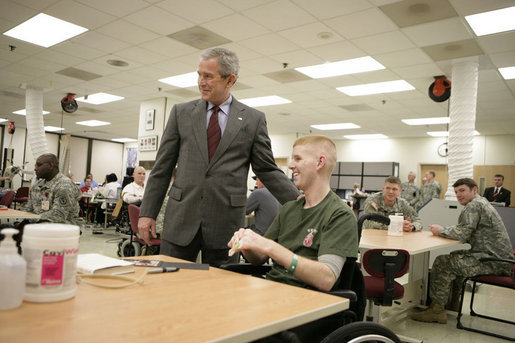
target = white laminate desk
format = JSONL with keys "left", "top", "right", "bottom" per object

{"left": 0, "top": 255, "right": 349, "bottom": 343}
{"left": 0, "top": 208, "right": 40, "bottom": 222}
{"left": 360, "top": 229, "right": 461, "bottom": 305}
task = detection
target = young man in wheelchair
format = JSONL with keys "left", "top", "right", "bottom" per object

{"left": 228, "top": 135, "right": 358, "bottom": 341}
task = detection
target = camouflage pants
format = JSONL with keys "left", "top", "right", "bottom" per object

{"left": 430, "top": 250, "right": 511, "bottom": 305}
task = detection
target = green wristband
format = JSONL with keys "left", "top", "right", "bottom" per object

{"left": 286, "top": 254, "right": 298, "bottom": 274}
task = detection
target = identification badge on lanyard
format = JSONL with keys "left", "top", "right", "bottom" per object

{"left": 41, "top": 200, "right": 50, "bottom": 211}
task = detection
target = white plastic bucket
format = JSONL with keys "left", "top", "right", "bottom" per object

{"left": 22, "top": 223, "right": 80, "bottom": 302}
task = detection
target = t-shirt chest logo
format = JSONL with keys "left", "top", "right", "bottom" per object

{"left": 303, "top": 228, "right": 318, "bottom": 247}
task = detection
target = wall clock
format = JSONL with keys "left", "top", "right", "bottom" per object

{"left": 438, "top": 142, "right": 448, "bottom": 157}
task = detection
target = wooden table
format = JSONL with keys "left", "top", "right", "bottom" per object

{"left": 360, "top": 229, "right": 460, "bottom": 305}
{"left": 0, "top": 255, "right": 349, "bottom": 343}
{"left": 0, "top": 208, "right": 40, "bottom": 222}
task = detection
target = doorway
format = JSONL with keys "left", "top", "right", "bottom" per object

{"left": 420, "top": 164, "right": 448, "bottom": 199}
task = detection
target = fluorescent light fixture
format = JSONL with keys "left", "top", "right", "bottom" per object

{"left": 499, "top": 66, "right": 515, "bottom": 80}
{"left": 0, "top": 118, "right": 8, "bottom": 123}
{"left": 465, "top": 6, "right": 515, "bottom": 36}
{"left": 3, "top": 13, "right": 88, "bottom": 48}
{"left": 159, "top": 72, "right": 198, "bottom": 88}
{"left": 311, "top": 123, "right": 360, "bottom": 130}
{"left": 343, "top": 134, "right": 388, "bottom": 140}
{"left": 427, "top": 130, "right": 480, "bottom": 137}
{"left": 13, "top": 109, "right": 50, "bottom": 115}
{"left": 239, "top": 96, "right": 291, "bottom": 107}
{"left": 44, "top": 126, "right": 64, "bottom": 132}
{"left": 402, "top": 117, "right": 450, "bottom": 125}
{"left": 337, "top": 80, "right": 415, "bottom": 96}
{"left": 295, "top": 56, "right": 385, "bottom": 79}
{"left": 76, "top": 92, "right": 124, "bottom": 105}
{"left": 76, "top": 120, "right": 110, "bottom": 127}
{"left": 112, "top": 138, "right": 137, "bottom": 143}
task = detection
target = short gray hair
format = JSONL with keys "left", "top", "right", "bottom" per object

{"left": 200, "top": 47, "right": 239, "bottom": 79}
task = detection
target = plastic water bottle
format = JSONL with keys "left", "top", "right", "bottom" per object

{"left": 0, "top": 228, "right": 27, "bottom": 310}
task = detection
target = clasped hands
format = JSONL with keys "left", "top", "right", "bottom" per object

{"left": 227, "top": 228, "right": 264, "bottom": 256}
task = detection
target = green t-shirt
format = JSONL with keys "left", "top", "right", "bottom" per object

{"left": 264, "top": 191, "right": 358, "bottom": 289}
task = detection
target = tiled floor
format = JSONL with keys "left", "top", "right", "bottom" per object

{"left": 79, "top": 228, "right": 514, "bottom": 343}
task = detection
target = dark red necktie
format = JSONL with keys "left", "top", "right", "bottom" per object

{"left": 207, "top": 106, "right": 221, "bottom": 161}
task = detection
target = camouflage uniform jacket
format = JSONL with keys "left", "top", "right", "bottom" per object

{"left": 24, "top": 172, "right": 82, "bottom": 225}
{"left": 417, "top": 180, "right": 441, "bottom": 209}
{"left": 438, "top": 196, "right": 513, "bottom": 261}
{"left": 400, "top": 182, "right": 420, "bottom": 207}
{"left": 363, "top": 192, "right": 422, "bottom": 231}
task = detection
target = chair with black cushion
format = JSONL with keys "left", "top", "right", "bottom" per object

{"left": 13, "top": 186, "right": 29, "bottom": 209}
{"left": 456, "top": 255, "right": 515, "bottom": 341}
{"left": 362, "top": 248, "right": 410, "bottom": 322}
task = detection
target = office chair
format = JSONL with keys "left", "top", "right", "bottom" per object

{"left": 118, "top": 204, "right": 160, "bottom": 257}
{"left": 13, "top": 186, "right": 29, "bottom": 209}
{"left": 362, "top": 248, "right": 410, "bottom": 322}
{"left": 456, "top": 255, "right": 515, "bottom": 341}
{"left": 0, "top": 190, "right": 16, "bottom": 208}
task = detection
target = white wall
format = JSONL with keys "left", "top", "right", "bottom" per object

{"left": 138, "top": 98, "right": 168, "bottom": 163}
{"left": 90, "top": 140, "right": 124, "bottom": 183}
{"left": 69, "top": 136, "right": 89, "bottom": 182}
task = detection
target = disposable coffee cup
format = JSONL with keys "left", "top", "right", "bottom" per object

{"left": 388, "top": 215, "right": 403, "bottom": 236}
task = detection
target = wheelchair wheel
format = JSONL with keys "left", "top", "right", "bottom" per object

{"left": 320, "top": 322, "right": 400, "bottom": 343}
{"left": 120, "top": 240, "right": 141, "bottom": 257}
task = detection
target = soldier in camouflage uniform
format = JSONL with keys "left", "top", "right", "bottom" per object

{"left": 363, "top": 176, "right": 422, "bottom": 231}
{"left": 400, "top": 171, "right": 420, "bottom": 207}
{"left": 23, "top": 153, "right": 82, "bottom": 225}
{"left": 411, "top": 178, "right": 513, "bottom": 324}
{"left": 416, "top": 170, "right": 441, "bottom": 210}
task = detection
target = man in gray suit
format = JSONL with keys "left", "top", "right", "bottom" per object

{"left": 138, "top": 47, "right": 299, "bottom": 267}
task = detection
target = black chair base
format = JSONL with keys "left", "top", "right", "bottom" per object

{"left": 457, "top": 277, "right": 515, "bottom": 341}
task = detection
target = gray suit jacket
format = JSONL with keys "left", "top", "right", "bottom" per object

{"left": 140, "top": 97, "right": 300, "bottom": 249}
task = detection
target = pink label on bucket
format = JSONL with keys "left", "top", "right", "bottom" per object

{"left": 41, "top": 253, "right": 64, "bottom": 286}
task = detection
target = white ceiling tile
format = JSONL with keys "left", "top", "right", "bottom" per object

{"left": 96, "top": 20, "right": 160, "bottom": 45}
{"left": 241, "top": 1, "right": 316, "bottom": 31}
{"left": 324, "top": 8, "right": 397, "bottom": 39}
{"left": 53, "top": 41, "right": 105, "bottom": 60}
{"left": 490, "top": 51, "right": 515, "bottom": 68}
{"left": 402, "top": 17, "right": 473, "bottom": 47}
{"left": 125, "top": 6, "right": 194, "bottom": 36}
{"left": 269, "top": 50, "right": 324, "bottom": 69}
{"left": 375, "top": 48, "right": 433, "bottom": 68}
{"left": 393, "top": 62, "right": 444, "bottom": 79}
{"left": 76, "top": 0, "right": 149, "bottom": 17}
{"left": 139, "top": 37, "right": 198, "bottom": 59}
{"left": 308, "top": 41, "right": 367, "bottom": 62}
{"left": 202, "top": 14, "right": 269, "bottom": 41}
{"left": 294, "top": 0, "right": 373, "bottom": 20}
{"left": 478, "top": 31, "right": 515, "bottom": 54}
{"left": 352, "top": 31, "right": 415, "bottom": 54}
{"left": 0, "top": 1, "right": 36, "bottom": 23}
{"left": 45, "top": 0, "right": 116, "bottom": 30}
{"left": 156, "top": 0, "right": 234, "bottom": 24}
{"left": 278, "top": 22, "right": 344, "bottom": 48}
{"left": 239, "top": 33, "right": 300, "bottom": 56}
{"left": 71, "top": 32, "right": 131, "bottom": 54}
{"left": 114, "top": 46, "right": 169, "bottom": 65}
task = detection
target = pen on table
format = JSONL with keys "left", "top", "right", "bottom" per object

{"left": 148, "top": 267, "right": 180, "bottom": 274}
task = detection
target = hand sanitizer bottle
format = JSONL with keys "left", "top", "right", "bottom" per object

{"left": 0, "top": 228, "right": 26, "bottom": 310}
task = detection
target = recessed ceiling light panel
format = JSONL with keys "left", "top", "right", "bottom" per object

{"left": 76, "top": 120, "right": 110, "bottom": 127}
{"left": 311, "top": 123, "right": 360, "bottom": 130}
{"left": 499, "top": 66, "right": 515, "bottom": 80}
{"left": 159, "top": 72, "right": 198, "bottom": 88}
{"left": 337, "top": 80, "right": 415, "bottom": 96}
{"left": 112, "top": 138, "right": 137, "bottom": 143}
{"left": 76, "top": 92, "right": 124, "bottom": 105}
{"left": 465, "top": 6, "right": 515, "bottom": 36}
{"left": 402, "top": 117, "right": 450, "bottom": 125}
{"left": 44, "top": 126, "right": 64, "bottom": 132}
{"left": 13, "top": 109, "right": 50, "bottom": 115}
{"left": 295, "top": 56, "right": 385, "bottom": 79}
{"left": 343, "top": 134, "right": 388, "bottom": 140}
{"left": 3, "top": 13, "right": 88, "bottom": 48}
{"left": 239, "top": 96, "right": 291, "bottom": 107}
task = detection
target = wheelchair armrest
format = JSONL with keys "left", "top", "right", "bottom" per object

{"left": 220, "top": 263, "right": 272, "bottom": 276}
{"left": 479, "top": 257, "right": 515, "bottom": 265}
{"left": 328, "top": 289, "right": 357, "bottom": 303}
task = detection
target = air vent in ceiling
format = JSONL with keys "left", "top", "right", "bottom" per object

{"left": 379, "top": 0, "right": 457, "bottom": 28}
{"left": 167, "top": 26, "right": 231, "bottom": 49}
{"left": 56, "top": 67, "right": 102, "bottom": 81}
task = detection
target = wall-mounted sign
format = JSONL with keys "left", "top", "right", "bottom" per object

{"left": 145, "top": 109, "right": 155, "bottom": 131}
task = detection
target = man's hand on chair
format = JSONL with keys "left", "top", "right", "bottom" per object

{"left": 138, "top": 217, "right": 157, "bottom": 245}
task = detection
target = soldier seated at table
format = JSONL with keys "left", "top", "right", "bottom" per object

{"left": 363, "top": 176, "right": 422, "bottom": 232}
{"left": 411, "top": 178, "right": 512, "bottom": 324}
{"left": 228, "top": 135, "right": 358, "bottom": 341}
{"left": 23, "top": 153, "right": 82, "bottom": 225}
